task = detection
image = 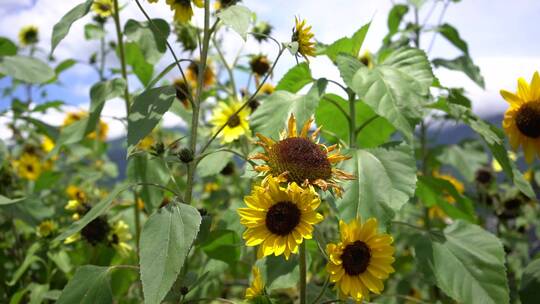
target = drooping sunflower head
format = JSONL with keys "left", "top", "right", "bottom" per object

{"left": 326, "top": 218, "right": 395, "bottom": 302}
{"left": 245, "top": 266, "right": 265, "bottom": 299}
{"left": 252, "top": 21, "right": 273, "bottom": 43}
{"left": 209, "top": 100, "right": 250, "bottom": 144}
{"left": 238, "top": 176, "right": 323, "bottom": 259}
{"left": 501, "top": 71, "right": 540, "bottom": 163}
{"left": 92, "top": 0, "right": 115, "bottom": 18}
{"left": 250, "top": 54, "right": 271, "bottom": 77}
{"left": 259, "top": 83, "right": 275, "bottom": 95}
{"left": 173, "top": 78, "right": 191, "bottom": 108}
{"left": 167, "top": 0, "right": 202, "bottom": 23}
{"left": 291, "top": 17, "right": 316, "bottom": 60}
{"left": 13, "top": 153, "right": 42, "bottom": 181}
{"left": 81, "top": 216, "right": 111, "bottom": 245}
{"left": 186, "top": 60, "right": 216, "bottom": 88}
{"left": 18, "top": 25, "right": 39, "bottom": 46}
{"left": 251, "top": 114, "right": 354, "bottom": 196}
{"left": 214, "top": 0, "right": 240, "bottom": 10}
{"left": 108, "top": 220, "right": 133, "bottom": 256}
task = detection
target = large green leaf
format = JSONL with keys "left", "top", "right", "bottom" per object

{"left": 436, "top": 142, "right": 488, "bottom": 182}
{"left": 127, "top": 85, "right": 176, "bottom": 147}
{"left": 385, "top": 5, "right": 409, "bottom": 42}
{"left": 84, "top": 24, "right": 105, "bottom": 40}
{"left": 315, "top": 93, "right": 395, "bottom": 148}
{"left": 433, "top": 56, "right": 485, "bottom": 88}
{"left": 201, "top": 230, "right": 241, "bottom": 266}
{"left": 125, "top": 42, "right": 153, "bottom": 86}
{"left": 216, "top": 5, "right": 253, "bottom": 40}
{"left": 520, "top": 258, "right": 540, "bottom": 304}
{"left": 336, "top": 144, "right": 417, "bottom": 225}
{"left": 414, "top": 221, "right": 509, "bottom": 304}
{"left": 0, "top": 195, "right": 25, "bottom": 205}
{"left": 275, "top": 62, "right": 313, "bottom": 93}
{"left": 350, "top": 48, "right": 434, "bottom": 140}
{"left": 126, "top": 155, "right": 169, "bottom": 212}
{"left": 197, "top": 151, "right": 233, "bottom": 177}
{"left": 56, "top": 266, "right": 112, "bottom": 304}
{"left": 251, "top": 79, "right": 327, "bottom": 138}
{"left": 335, "top": 54, "right": 363, "bottom": 88}
{"left": 437, "top": 23, "right": 469, "bottom": 55}
{"left": 124, "top": 19, "right": 169, "bottom": 64}
{"left": 0, "top": 37, "right": 17, "bottom": 56}
{"left": 256, "top": 255, "right": 299, "bottom": 290}
{"left": 0, "top": 56, "right": 54, "bottom": 84}
{"left": 53, "top": 184, "right": 131, "bottom": 244}
{"left": 51, "top": 0, "right": 93, "bottom": 54}
{"left": 139, "top": 202, "right": 201, "bottom": 304}
{"left": 320, "top": 23, "right": 371, "bottom": 62}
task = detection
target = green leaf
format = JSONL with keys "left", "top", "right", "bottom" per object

{"left": 55, "top": 59, "right": 77, "bottom": 75}
{"left": 124, "top": 19, "right": 170, "bottom": 64}
{"left": 216, "top": 5, "right": 253, "bottom": 40}
{"left": 84, "top": 24, "right": 105, "bottom": 40}
{"left": 251, "top": 79, "right": 327, "bottom": 139}
{"left": 437, "top": 23, "right": 469, "bottom": 54}
{"left": 336, "top": 144, "right": 417, "bottom": 225}
{"left": 140, "top": 202, "right": 201, "bottom": 304}
{"left": 387, "top": 5, "right": 409, "bottom": 38}
{"left": 275, "top": 62, "right": 313, "bottom": 93}
{"left": 51, "top": 0, "right": 93, "bottom": 54}
{"left": 198, "top": 151, "right": 233, "bottom": 177}
{"left": 414, "top": 221, "right": 509, "bottom": 304}
{"left": 0, "top": 195, "right": 25, "bottom": 205}
{"left": 53, "top": 184, "right": 131, "bottom": 244}
{"left": 7, "top": 243, "right": 42, "bottom": 286}
{"left": 257, "top": 255, "right": 299, "bottom": 290}
{"left": 127, "top": 155, "right": 169, "bottom": 212}
{"left": 436, "top": 142, "right": 488, "bottom": 182}
{"left": 0, "top": 37, "right": 17, "bottom": 56}
{"left": 56, "top": 265, "right": 112, "bottom": 304}
{"left": 125, "top": 42, "right": 153, "bottom": 86}
{"left": 201, "top": 230, "right": 241, "bottom": 266}
{"left": 335, "top": 54, "right": 363, "bottom": 88}
{"left": 433, "top": 56, "right": 485, "bottom": 88}
{"left": 350, "top": 48, "right": 434, "bottom": 140}
{"left": 127, "top": 85, "right": 176, "bottom": 148}
{"left": 520, "top": 258, "right": 540, "bottom": 304}
{"left": 321, "top": 23, "right": 371, "bottom": 62}
{"left": 0, "top": 56, "right": 54, "bottom": 84}
{"left": 28, "top": 283, "right": 49, "bottom": 304}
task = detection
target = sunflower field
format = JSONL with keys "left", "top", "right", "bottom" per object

{"left": 1, "top": 0, "right": 540, "bottom": 303}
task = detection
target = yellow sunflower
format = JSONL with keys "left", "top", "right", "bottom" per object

{"left": 428, "top": 172, "right": 464, "bottom": 220}
{"left": 92, "top": 0, "right": 115, "bottom": 18}
{"left": 63, "top": 111, "right": 108, "bottom": 141}
{"left": 18, "top": 25, "right": 39, "bottom": 46}
{"left": 66, "top": 185, "right": 87, "bottom": 202}
{"left": 186, "top": 60, "right": 216, "bottom": 88}
{"left": 13, "top": 153, "right": 42, "bottom": 181}
{"left": 42, "top": 136, "right": 55, "bottom": 153}
{"left": 245, "top": 266, "right": 265, "bottom": 299}
{"left": 37, "top": 220, "right": 57, "bottom": 238}
{"left": 292, "top": 17, "right": 316, "bottom": 60}
{"left": 259, "top": 83, "right": 275, "bottom": 95}
{"left": 166, "top": 0, "right": 203, "bottom": 23}
{"left": 501, "top": 71, "right": 540, "bottom": 163}
{"left": 326, "top": 218, "right": 395, "bottom": 302}
{"left": 109, "top": 220, "right": 133, "bottom": 256}
{"left": 251, "top": 114, "right": 354, "bottom": 197}
{"left": 209, "top": 100, "right": 250, "bottom": 144}
{"left": 238, "top": 176, "right": 323, "bottom": 259}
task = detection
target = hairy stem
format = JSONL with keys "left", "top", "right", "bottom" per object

{"left": 299, "top": 242, "right": 307, "bottom": 304}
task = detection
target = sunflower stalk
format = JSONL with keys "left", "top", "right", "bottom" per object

{"left": 348, "top": 91, "right": 357, "bottom": 148}
{"left": 299, "top": 241, "right": 307, "bottom": 304}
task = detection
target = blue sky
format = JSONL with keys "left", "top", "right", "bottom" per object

{"left": 1, "top": 0, "right": 539, "bottom": 138}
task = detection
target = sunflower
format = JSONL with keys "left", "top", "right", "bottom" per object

{"left": 166, "top": 0, "right": 203, "bottom": 23}
{"left": 13, "top": 153, "right": 42, "bottom": 181}
{"left": 326, "top": 218, "right": 395, "bottom": 302}
{"left": 501, "top": 71, "right": 540, "bottom": 163}
{"left": 37, "top": 220, "right": 57, "bottom": 238}
{"left": 173, "top": 78, "right": 191, "bottom": 108}
{"left": 259, "top": 83, "right": 275, "bottom": 95}
{"left": 492, "top": 151, "right": 517, "bottom": 172}
{"left": 186, "top": 60, "right": 216, "bottom": 88}
{"left": 42, "top": 137, "right": 55, "bottom": 153}
{"left": 428, "top": 172, "right": 465, "bottom": 220}
{"left": 214, "top": 0, "right": 240, "bottom": 10}
{"left": 250, "top": 55, "right": 271, "bottom": 77}
{"left": 63, "top": 111, "right": 108, "bottom": 141}
{"left": 252, "top": 21, "right": 273, "bottom": 43}
{"left": 109, "top": 220, "right": 133, "bottom": 256}
{"left": 245, "top": 266, "right": 265, "bottom": 299}
{"left": 92, "top": 0, "right": 115, "bottom": 18}
{"left": 251, "top": 114, "right": 353, "bottom": 196}
{"left": 238, "top": 176, "right": 323, "bottom": 259}
{"left": 18, "top": 25, "right": 39, "bottom": 46}
{"left": 209, "top": 100, "right": 250, "bottom": 144}
{"left": 291, "top": 17, "right": 316, "bottom": 60}
{"left": 66, "top": 185, "right": 87, "bottom": 202}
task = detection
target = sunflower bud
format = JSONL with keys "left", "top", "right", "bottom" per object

{"left": 175, "top": 23, "right": 198, "bottom": 53}
{"left": 150, "top": 142, "right": 165, "bottom": 157}
{"left": 475, "top": 167, "right": 493, "bottom": 185}
{"left": 178, "top": 148, "right": 194, "bottom": 163}
{"left": 81, "top": 217, "right": 111, "bottom": 245}
{"left": 252, "top": 21, "right": 272, "bottom": 43}
{"left": 250, "top": 55, "right": 271, "bottom": 77}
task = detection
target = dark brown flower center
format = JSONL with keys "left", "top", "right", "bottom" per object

{"left": 24, "top": 30, "right": 37, "bottom": 43}
{"left": 98, "top": 3, "right": 111, "bottom": 11}
{"left": 250, "top": 56, "right": 270, "bottom": 76}
{"left": 265, "top": 201, "right": 301, "bottom": 236}
{"left": 341, "top": 241, "right": 371, "bottom": 276}
{"left": 270, "top": 137, "right": 332, "bottom": 184}
{"left": 81, "top": 217, "right": 110, "bottom": 245}
{"left": 26, "top": 164, "right": 34, "bottom": 172}
{"left": 175, "top": 81, "right": 189, "bottom": 101}
{"left": 176, "top": 0, "right": 191, "bottom": 6}
{"left": 227, "top": 114, "right": 241, "bottom": 128}
{"left": 515, "top": 101, "right": 540, "bottom": 138}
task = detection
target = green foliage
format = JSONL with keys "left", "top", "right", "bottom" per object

{"left": 216, "top": 5, "right": 253, "bottom": 40}
{"left": 319, "top": 22, "right": 371, "bottom": 62}
{"left": 0, "top": 56, "right": 54, "bottom": 84}
{"left": 56, "top": 266, "right": 112, "bottom": 304}
{"left": 50, "top": 0, "right": 93, "bottom": 54}
{"left": 139, "top": 202, "right": 201, "bottom": 304}
{"left": 275, "top": 62, "right": 313, "bottom": 93}
{"left": 433, "top": 56, "right": 485, "bottom": 88}
{"left": 437, "top": 23, "right": 469, "bottom": 54}
{"left": 0, "top": 37, "right": 17, "bottom": 56}
{"left": 520, "top": 259, "right": 540, "bottom": 304}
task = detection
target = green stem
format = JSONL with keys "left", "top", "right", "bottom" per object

{"left": 355, "top": 115, "right": 378, "bottom": 134}
{"left": 311, "top": 276, "right": 330, "bottom": 304}
{"left": 133, "top": 192, "right": 141, "bottom": 250}
{"left": 212, "top": 35, "right": 237, "bottom": 95}
{"left": 299, "top": 242, "right": 307, "bottom": 304}
{"left": 348, "top": 91, "right": 357, "bottom": 148}
{"left": 99, "top": 23, "right": 106, "bottom": 81}
{"left": 111, "top": 0, "right": 130, "bottom": 113}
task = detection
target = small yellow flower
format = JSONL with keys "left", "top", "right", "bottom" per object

{"left": 19, "top": 25, "right": 39, "bottom": 46}
{"left": 64, "top": 233, "right": 81, "bottom": 244}
{"left": 65, "top": 199, "right": 81, "bottom": 211}
{"left": 37, "top": 220, "right": 57, "bottom": 238}
{"left": 63, "top": 111, "right": 108, "bottom": 141}
{"left": 13, "top": 153, "right": 42, "bottom": 181}
{"left": 326, "top": 218, "right": 395, "bottom": 302}
{"left": 359, "top": 50, "right": 374, "bottom": 69}
{"left": 109, "top": 220, "right": 133, "bottom": 256}
{"left": 259, "top": 83, "right": 275, "bottom": 95}
{"left": 428, "top": 172, "right": 464, "bottom": 220}
{"left": 251, "top": 114, "right": 354, "bottom": 197}
{"left": 137, "top": 198, "right": 145, "bottom": 210}
{"left": 500, "top": 71, "right": 540, "bottom": 163}
{"left": 238, "top": 176, "right": 323, "bottom": 259}
{"left": 92, "top": 0, "right": 115, "bottom": 18}
{"left": 166, "top": 0, "right": 203, "bottom": 23}
{"left": 214, "top": 0, "right": 239, "bottom": 10}
{"left": 492, "top": 151, "right": 517, "bottom": 172}
{"left": 42, "top": 136, "right": 55, "bottom": 153}
{"left": 66, "top": 185, "right": 87, "bottom": 201}
{"left": 72, "top": 213, "right": 81, "bottom": 221}
{"left": 292, "top": 17, "right": 316, "bottom": 60}
{"left": 138, "top": 135, "right": 155, "bottom": 150}
{"left": 186, "top": 60, "right": 216, "bottom": 88}
{"left": 245, "top": 266, "right": 265, "bottom": 299}
{"left": 204, "top": 182, "right": 219, "bottom": 193}
{"left": 210, "top": 100, "right": 250, "bottom": 144}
